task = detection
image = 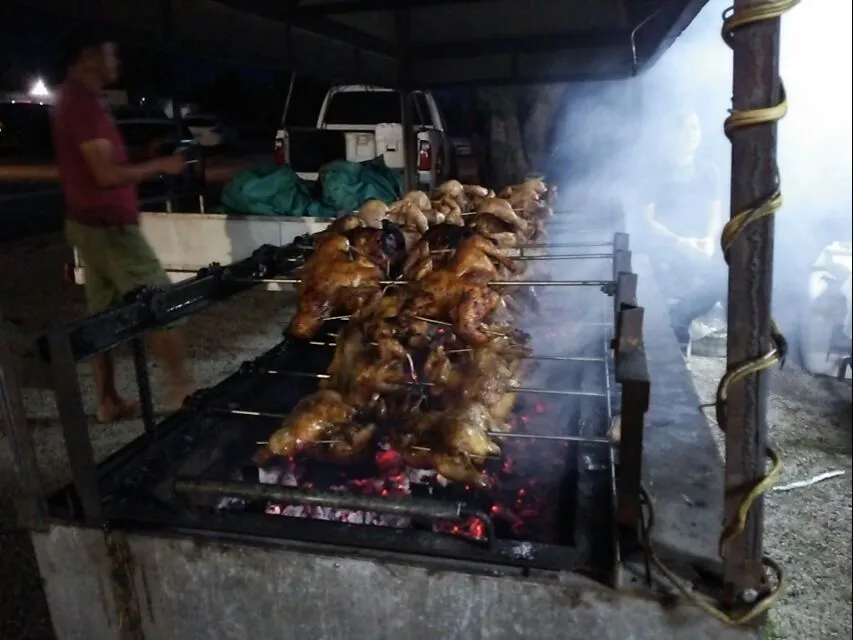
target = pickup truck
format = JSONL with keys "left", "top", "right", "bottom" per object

{"left": 68, "top": 86, "right": 457, "bottom": 286}
{"left": 274, "top": 85, "right": 453, "bottom": 192}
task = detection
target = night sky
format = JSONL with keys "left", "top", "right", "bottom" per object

{"left": 0, "top": 7, "right": 290, "bottom": 126}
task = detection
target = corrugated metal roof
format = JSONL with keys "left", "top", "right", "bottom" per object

{"left": 8, "top": 0, "right": 710, "bottom": 87}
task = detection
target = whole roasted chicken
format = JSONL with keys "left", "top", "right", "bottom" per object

{"left": 387, "top": 199, "right": 430, "bottom": 249}
{"left": 254, "top": 390, "right": 376, "bottom": 464}
{"left": 290, "top": 224, "right": 405, "bottom": 340}
{"left": 393, "top": 401, "right": 504, "bottom": 487}
{"left": 422, "top": 343, "right": 526, "bottom": 421}
{"left": 405, "top": 228, "right": 521, "bottom": 282}
{"left": 401, "top": 269, "right": 501, "bottom": 346}
{"left": 322, "top": 324, "right": 411, "bottom": 417}
{"left": 402, "top": 224, "right": 476, "bottom": 279}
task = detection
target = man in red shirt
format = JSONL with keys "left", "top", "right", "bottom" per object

{"left": 53, "top": 34, "right": 193, "bottom": 422}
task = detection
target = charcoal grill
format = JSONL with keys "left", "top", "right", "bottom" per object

{"left": 4, "top": 213, "right": 741, "bottom": 640}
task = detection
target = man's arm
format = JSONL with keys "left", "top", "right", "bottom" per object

{"left": 78, "top": 138, "right": 179, "bottom": 189}
{"left": 644, "top": 202, "right": 688, "bottom": 243}
{"left": 64, "top": 94, "right": 183, "bottom": 188}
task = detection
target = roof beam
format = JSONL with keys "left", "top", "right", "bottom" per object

{"left": 216, "top": 0, "right": 395, "bottom": 56}
{"left": 282, "top": 0, "right": 515, "bottom": 17}
{"left": 409, "top": 31, "right": 631, "bottom": 60}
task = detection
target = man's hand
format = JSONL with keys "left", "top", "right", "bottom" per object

{"left": 154, "top": 153, "right": 187, "bottom": 176}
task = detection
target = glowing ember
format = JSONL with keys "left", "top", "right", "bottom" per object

{"left": 251, "top": 410, "right": 575, "bottom": 545}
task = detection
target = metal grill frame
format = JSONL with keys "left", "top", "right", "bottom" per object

{"left": 7, "top": 225, "right": 650, "bottom": 583}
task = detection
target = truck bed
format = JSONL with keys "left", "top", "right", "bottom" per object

{"left": 73, "top": 211, "right": 330, "bottom": 290}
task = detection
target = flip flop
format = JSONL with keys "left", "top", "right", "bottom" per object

{"left": 94, "top": 400, "right": 142, "bottom": 425}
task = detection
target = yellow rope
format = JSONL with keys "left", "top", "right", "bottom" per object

{"left": 641, "top": 0, "right": 800, "bottom": 627}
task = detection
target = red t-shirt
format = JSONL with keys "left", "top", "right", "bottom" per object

{"left": 52, "top": 79, "right": 139, "bottom": 226}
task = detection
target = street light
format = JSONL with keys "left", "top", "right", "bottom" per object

{"left": 29, "top": 78, "right": 51, "bottom": 99}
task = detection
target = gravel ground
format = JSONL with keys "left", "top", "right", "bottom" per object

{"left": 1, "top": 233, "right": 851, "bottom": 639}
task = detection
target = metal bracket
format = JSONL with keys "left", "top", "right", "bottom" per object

{"left": 612, "top": 305, "right": 650, "bottom": 536}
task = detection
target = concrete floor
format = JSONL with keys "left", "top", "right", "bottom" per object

{"left": 0, "top": 233, "right": 850, "bottom": 639}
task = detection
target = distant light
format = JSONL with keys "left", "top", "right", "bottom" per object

{"left": 29, "top": 78, "right": 51, "bottom": 98}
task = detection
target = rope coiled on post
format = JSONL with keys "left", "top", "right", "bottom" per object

{"left": 640, "top": 0, "right": 800, "bottom": 627}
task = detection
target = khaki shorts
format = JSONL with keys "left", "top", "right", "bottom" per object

{"left": 66, "top": 220, "right": 171, "bottom": 314}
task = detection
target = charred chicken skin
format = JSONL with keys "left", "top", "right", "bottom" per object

{"left": 291, "top": 225, "right": 405, "bottom": 340}
{"left": 421, "top": 342, "right": 526, "bottom": 421}
{"left": 322, "top": 324, "right": 411, "bottom": 417}
{"left": 401, "top": 269, "right": 502, "bottom": 346}
{"left": 405, "top": 229, "right": 522, "bottom": 282}
{"left": 402, "top": 224, "right": 477, "bottom": 279}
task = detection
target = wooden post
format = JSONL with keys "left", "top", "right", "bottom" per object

{"left": 722, "top": 0, "right": 782, "bottom": 602}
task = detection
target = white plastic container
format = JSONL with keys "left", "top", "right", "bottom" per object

{"left": 374, "top": 123, "right": 405, "bottom": 169}
{"left": 344, "top": 131, "right": 378, "bottom": 165}
{"left": 799, "top": 241, "right": 852, "bottom": 378}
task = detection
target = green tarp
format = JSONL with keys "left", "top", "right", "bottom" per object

{"left": 220, "top": 157, "right": 403, "bottom": 217}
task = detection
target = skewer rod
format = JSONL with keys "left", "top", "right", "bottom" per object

{"left": 237, "top": 278, "right": 611, "bottom": 287}
{"left": 520, "top": 242, "right": 612, "bottom": 249}
{"left": 261, "top": 369, "right": 606, "bottom": 398}
{"left": 429, "top": 250, "right": 613, "bottom": 261}
{"left": 486, "top": 432, "right": 609, "bottom": 444}
{"left": 309, "top": 342, "right": 603, "bottom": 363}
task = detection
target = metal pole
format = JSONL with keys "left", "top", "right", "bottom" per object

{"left": 396, "top": 9, "right": 417, "bottom": 192}
{"left": 0, "top": 306, "right": 47, "bottom": 530}
{"left": 723, "top": 0, "right": 782, "bottom": 601}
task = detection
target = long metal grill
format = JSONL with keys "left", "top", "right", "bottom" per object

{"left": 38, "top": 212, "right": 643, "bottom": 580}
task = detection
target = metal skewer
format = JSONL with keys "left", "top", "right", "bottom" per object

{"left": 256, "top": 432, "right": 607, "bottom": 447}
{"left": 519, "top": 241, "right": 613, "bottom": 249}
{"left": 236, "top": 277, "right": 610, "bottom": 287}
{"left": 485, "top": 432, "right": 610, "bottom": 444}
{"left": 428, "top": 249, "right": 612, "bottom": 261}
{"left": 258, "top": 369, "right": 606, "bottom": 398}
{"left": 307, "top": 341, "right": 603, "bottom": 363}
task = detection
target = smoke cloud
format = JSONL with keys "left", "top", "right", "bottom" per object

{"left": 550, "top": 0, "right": 852, "bottom": 349}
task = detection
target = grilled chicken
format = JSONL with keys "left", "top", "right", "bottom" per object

{"left": 291, "top": 226, "right": 406, "bottom": 340}
{"left": 323, "top": 324, "right": 411, "bottom": 416}
{"left": 387, "top": 200, "right": 430, "bottom": 249}
{"left": 421, "top": 343, "right": 526, "bottom": 421}
{"left": 358, "top": 199, "right": 389, "bottom": 229}
{"left": 401, "top": 268, "right": 501, "bottom": 346}
{"left": 405, "top": 228, "right": 521, "bottom": 283}
{"left": 254, "top": 390, "right": 375, "bottom": 464}
{"left": 401, "top": 190, "right": 445, "bottom": 226}
{"left": 393, "top": 402, "right": 504, "bottom": 487}
{"left": 402, "top": 224, "right": 476, "bottom": 279}
{"left": 431, "top": 194, "right": 464, "bottom": 226}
